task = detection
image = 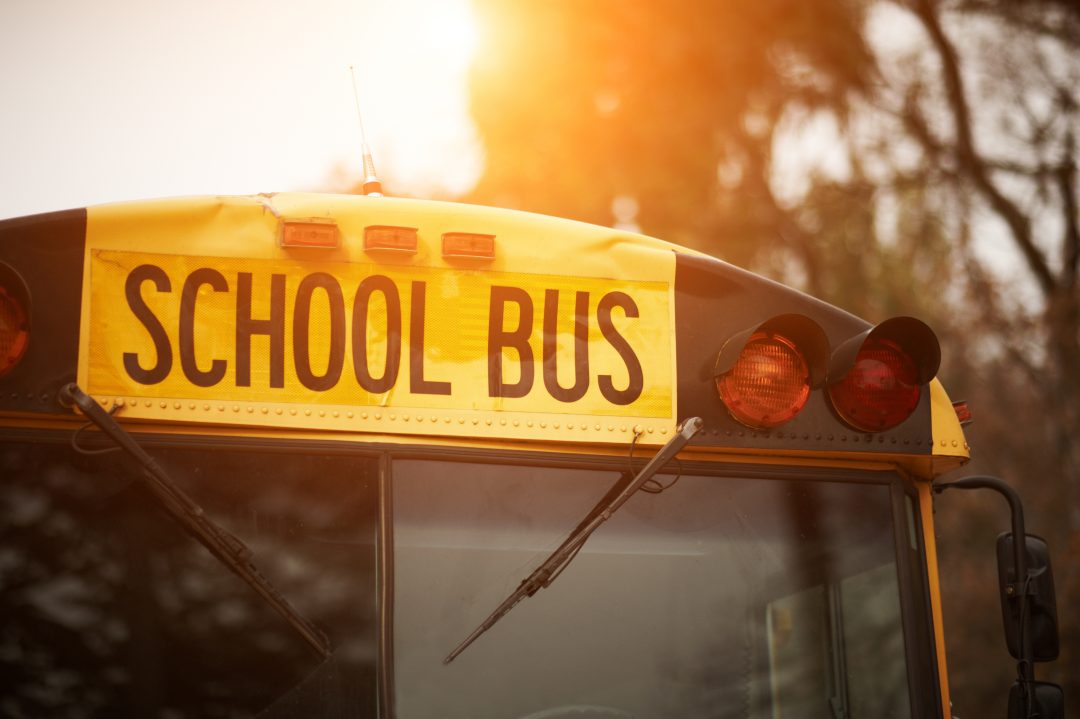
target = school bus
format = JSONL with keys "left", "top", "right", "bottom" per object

{"left": 0, "top": 193, "right": 1060, "bottom": 717}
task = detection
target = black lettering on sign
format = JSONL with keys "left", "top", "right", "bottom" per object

{"left": 542, "top": 289, "right": 589, "bottom": 402}
{"left": 123, "top": 264, "right": 173, "bottom": 385}
{"left": 352, "top": 275, "right": 401, "bottom": 394}
{"left": 597, "top": 291, "right": 644, "bottom": 405}
{"left": 293, "top": 272, "right": 346, "bottom": 392}
{"left": 487, "top": 286, "right": 534, "bottom": 398}
{"left": 179, "top": 268, "right": 228, "bottom": 387}
{"left": 409, "top": 281, "right": 452, "bottom": 395}
{"left": 235, "top": 272, "right": 286, "bottom": 388}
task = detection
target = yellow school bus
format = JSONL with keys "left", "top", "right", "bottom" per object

{"left": 0, "top": 193, "right": 1052, "bottom": 717}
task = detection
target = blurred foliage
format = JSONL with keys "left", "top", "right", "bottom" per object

{"left": 463, "top": 0, "right": 1080, "bottom": 714}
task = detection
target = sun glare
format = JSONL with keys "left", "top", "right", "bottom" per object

{"left": 415, "top": 1, "right": 478, "bottom": 73}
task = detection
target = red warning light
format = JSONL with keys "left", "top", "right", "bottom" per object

{"left": 716, "top": 332, "right": 811, "bottom": 429}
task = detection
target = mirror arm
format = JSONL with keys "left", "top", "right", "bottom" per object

{"left": 934, "top": 475, "right": 1033, "bottom": 684}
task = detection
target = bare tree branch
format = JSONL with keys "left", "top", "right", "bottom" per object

{"left": 914, "top": 0, "right": 1058, "bottom": 296}
{"left": 1058, "top": 130, "right": 1080, "bottom": 289}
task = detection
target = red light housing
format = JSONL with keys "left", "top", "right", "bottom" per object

{"left": 716, "top": 332, "right": 811, "bottom": 429}
{"left": 0, "top": 265, "right": 30, "bottom": 378}
{"left": 828, "top": 337, "right": 920, "bottom": 431}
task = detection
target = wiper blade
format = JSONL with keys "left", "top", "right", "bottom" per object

{"left": 60, "top": 383, "right": 331, "bottom": 659}
{"left": 443, "top": 416, "right": 703, "bottom": 664}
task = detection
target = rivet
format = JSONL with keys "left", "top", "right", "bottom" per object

{"left": 361, "top": 412, "right": 368, "bottom": 419}
{"left": 485, "top": 419, "right": 493, "bottom": 426}
{"left": 289, "top": 409, "right": 297, "bottom": 416}
{"left": 512, "top": 420, "right": 520, "bottom": 427}
{"left": 526, "top": 421, "right": 533, "bottom": 428}
{"left": 633, "top": 425, "right": 643, "bottom": 434}
{"left": 347, "top": 411, "right": 354, "bottom": 419}
{"left": 459, "top": 418, "right": 466, "bottom": 424}
{"left": 332, "top": 411, "right": 340, "bottom": 418}
{"left": 218, "top": 405, "right": 225, "bottom": 412}
{"left": 320, "top": 410, "right": 326, "bottom": 417}
{"left": 402, "top": 414, "right": 410, "bottom": 421}
{"left": 540, "top": 421, "right": 547, "bottom": 428}
{"left": 232, "top": 405, "right": 240, "bottom": 413}
{"left": 951, "top": 439, "right": 958, "bottom": 447}
{"left": 159, "top": 401, "right": 167, "bottom": 409}
{"left": 594, "top": 424, "right": 601, "bottom": 431}
{"left": 661, "top": 428, "right": 669, "bottom": 435}
{"left": 607, "top": 425, "right": 614, "bottom": 432}
{"left": 115, "top": 398, "right": 126, "bottom": 407}
{"left": 247, "top": 406, "right": 254, "bottom": 413}
{"left": 144, "top": 400, "right": 152, "bottom": 407}
{"left": 173, "top": 402, "right": 181, "bottom": 409}
{"left": 444, "top": 417, "right": 451, "bottom": 424}
{"left": 553, "top": 422, "right": 560, "bottom": 429}
{"left": 306, "top": 409, "right": 313, "bottom": 416}
{"left": 471, "top": 418, "right": 479, "bottom": 425}
{"left": 647, "top": 427, "right": 655, "bottom": 434}
{"left": 275, "top": 408, "right": 283, "bottom": 415}
{"left": 500, "top": 419, "right": 507, "bottom": 426}
{"left": 416, "top": 415, "right": 424, "bottom": 422}
{"left": 375, "top": 413, "right": 382, "bottom": 420}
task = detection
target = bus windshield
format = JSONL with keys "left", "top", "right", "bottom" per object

{"left": 393, "top": 460, "right": 918, "bottom": 719}
{"left": 0, "top": 438, "right": 380, "bottom": 717}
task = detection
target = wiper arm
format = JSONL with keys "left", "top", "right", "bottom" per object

{"left": 60, "top": 383, "right": 331, "bottom": 659}
{"left": 443, "top": 416, "right": 704, "bottom": 664}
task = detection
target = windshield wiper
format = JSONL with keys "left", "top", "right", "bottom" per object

{"left": 443, "top": 416, "right": 704, "bottom": 664}
{"left": 59, "top": 383, "right": 331, "bottom": 660}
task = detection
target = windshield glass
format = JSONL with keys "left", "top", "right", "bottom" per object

{"left": 0, "top": 438, "right": 379, "bottom": 717}
{"left": 393, "top": 461, "right": 915, "bottom": 719}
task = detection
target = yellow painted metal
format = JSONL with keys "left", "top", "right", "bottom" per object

{"left": 929, "top": 378, "right": 969, "bottom": 473}
{"left": 80, "top": 194, "right": 679, "bottom": 445}
{"left": 919, "top": 480, "right": 953, "bottom": 719}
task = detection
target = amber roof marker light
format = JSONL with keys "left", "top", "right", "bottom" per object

{"left": 714, "top": 314, "right": 829, "bottom": 429}
{"left": 827, "top": 316, "right": 941, "bottom": 432}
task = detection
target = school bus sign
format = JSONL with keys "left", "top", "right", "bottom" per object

{"left": 83, "top": 249, "right": 675, "bottom": 441}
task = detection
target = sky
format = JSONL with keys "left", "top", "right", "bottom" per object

{"left": 0, "top": 0, "right": 483, "bottom": 220}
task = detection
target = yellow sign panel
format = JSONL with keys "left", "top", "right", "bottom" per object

{"left": 85, "top": 250, "right": 674, "bottom": 440}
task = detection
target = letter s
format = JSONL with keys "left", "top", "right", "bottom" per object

{"left": 123, "top": 264, "right": 173, "bottom": 385}
{"left": 597, "top": 291, "right": 643, "bottom": 405}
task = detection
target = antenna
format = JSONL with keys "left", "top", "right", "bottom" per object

{"left": 350, "top": 65, "right": 383, "bottom": 197}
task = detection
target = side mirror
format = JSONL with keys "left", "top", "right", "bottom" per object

{"left": 1008, "top": 681, "right": 1064, "bottom": 719}
{"left": 996, "top": 533, "right": 1060, "bottom": 661}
